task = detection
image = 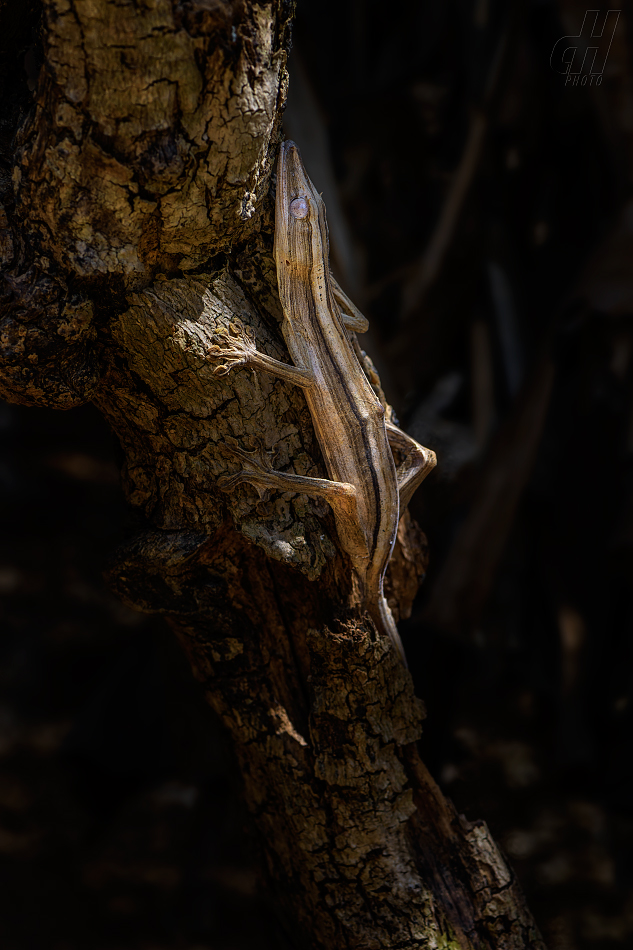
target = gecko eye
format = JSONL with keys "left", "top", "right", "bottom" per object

{"left": 289, "top": 197, "right": 309, "bottom": 219}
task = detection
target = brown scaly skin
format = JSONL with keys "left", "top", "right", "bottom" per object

{"left": 209, "top": 140, "right": 437, "bottom": 665}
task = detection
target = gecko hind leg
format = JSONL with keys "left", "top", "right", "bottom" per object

{"left": 218, "top": 439, "right": 369, "bottom": 559}
{"left": 386, "top": 422, "right": 437, "bottom": 511}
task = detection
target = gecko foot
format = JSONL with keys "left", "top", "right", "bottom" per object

{"left": 217, "top": 436, "right": 277, "bottom": 499}
{"left": 206, "top": 323, "right": 256, "bottom": 376}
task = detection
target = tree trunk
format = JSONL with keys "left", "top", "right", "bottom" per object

{"left": 0, "top": 1, "right": 545, "bottom": 946}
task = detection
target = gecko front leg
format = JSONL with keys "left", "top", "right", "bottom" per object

{"left": 218, "top": 439, "right": 369, "bottom": 559}
{"left": 207, "top": 323, "right": 314, "bottom": 390}
{"left": 330, "top": 276, "right": 369, "bottom": 334}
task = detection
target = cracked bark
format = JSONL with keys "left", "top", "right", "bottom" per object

{"left": 0, "top": 1, "right": 546, "bottom": 946}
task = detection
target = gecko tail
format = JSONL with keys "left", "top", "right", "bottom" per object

{"left": 368, "top": 594, "right": 408, "bottom": 669}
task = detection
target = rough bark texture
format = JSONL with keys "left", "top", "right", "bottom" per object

{"left": 0, "top": 1, "right": 546, "bottom": 947}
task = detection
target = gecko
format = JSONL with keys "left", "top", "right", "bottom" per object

{"left": 207, "top": 140, "right": 436, "bottom": 666}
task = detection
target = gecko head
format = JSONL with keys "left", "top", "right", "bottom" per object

{"left": 275, "top": 140, "right": 329, "bottom": 275}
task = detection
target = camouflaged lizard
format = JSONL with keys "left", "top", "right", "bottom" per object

{"left": 208, "top": 141, "right": 436, "bottom": 666}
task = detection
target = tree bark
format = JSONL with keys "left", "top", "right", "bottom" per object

{"left": 0, "top": 1, "right": 546, "bottom": 946}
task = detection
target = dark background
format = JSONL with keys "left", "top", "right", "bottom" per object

{"left": 1, "top": 1, "right": 632, "bottom": 947}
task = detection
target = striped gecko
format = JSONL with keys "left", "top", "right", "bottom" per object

{"left": 208, "top": 141, "right": 436, "bottom": 666}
